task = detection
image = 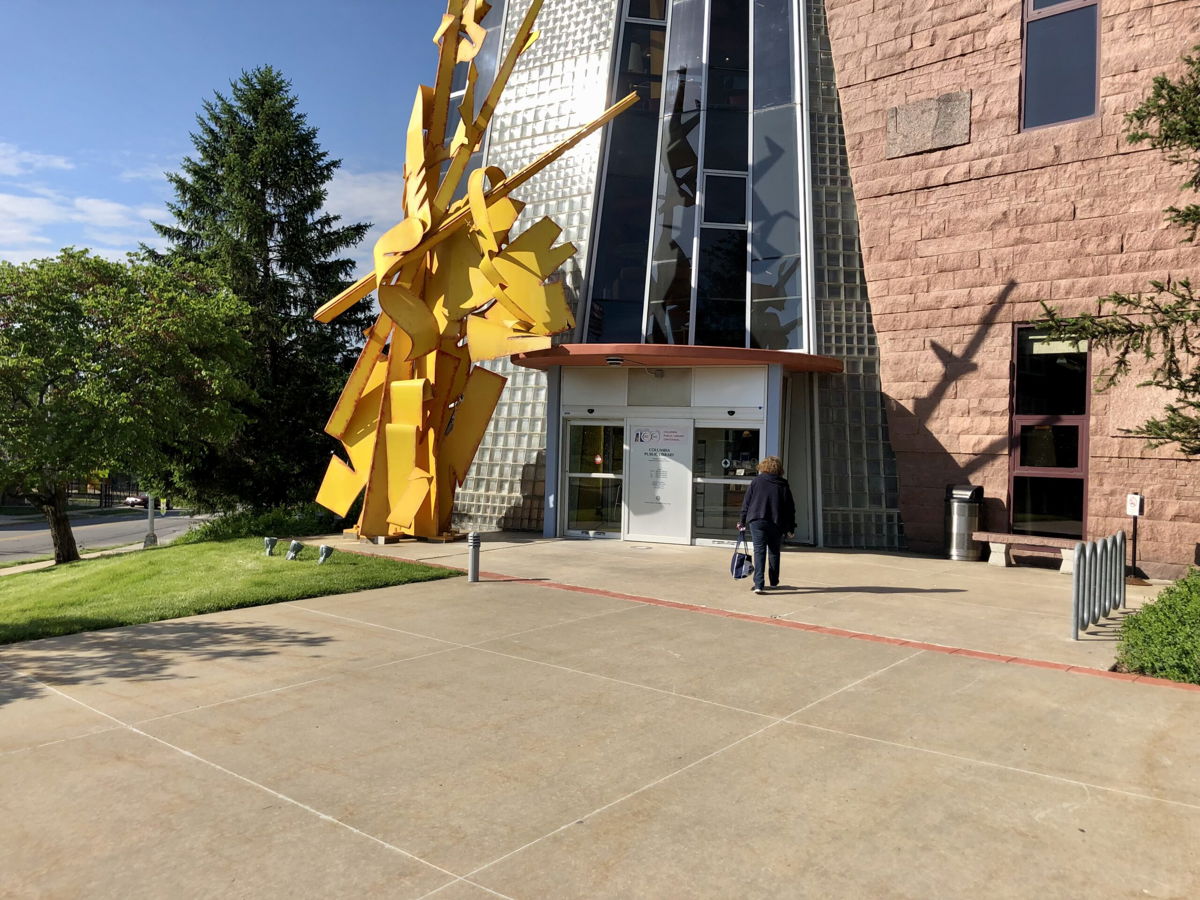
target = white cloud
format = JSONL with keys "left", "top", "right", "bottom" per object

{"left": 325, "top": 169, "right": 407, "bottom": 272}
{"left": 119, "top": 164, "right": 172, "bottom": 183}
{"left": 0, "top": 142, "right": 73, "bottom": 177}
{"left": 0, "top": 190, "right": 162, "bottom": 259}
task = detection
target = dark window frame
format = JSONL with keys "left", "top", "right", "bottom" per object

{"left": 1020, "top": 0, "right": 1101, "bottom": 131}
{"left": 1008, "top": 325, "right": 1091, "bottom": 539}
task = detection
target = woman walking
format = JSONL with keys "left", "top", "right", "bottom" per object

{"left": 737, "top": 456, "right": 797, "bottom": 595}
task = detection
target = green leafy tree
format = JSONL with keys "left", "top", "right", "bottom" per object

{"left": 152, "top": 65, "right": 370, "bottom": 510}
{"left": 1041, "top": 46, "right": 1200, "bottom": 454}
{"left": 0, "top": 250, "right": 249, "bottom": 563}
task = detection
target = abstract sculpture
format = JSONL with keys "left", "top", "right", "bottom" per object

{"left": 313, "top": 0, "right": 635, "bottom": 540}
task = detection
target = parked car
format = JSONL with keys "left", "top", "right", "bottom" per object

{"left": 124, "top": 494, "right": 164, "bottom": 509}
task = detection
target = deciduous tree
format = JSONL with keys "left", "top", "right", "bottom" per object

{"left": 0, "top": 250, "right": 248, "bottom": 563}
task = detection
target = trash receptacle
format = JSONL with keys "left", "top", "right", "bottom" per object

{"left": 945, "top": 484, "right": 983, "bottom": 561}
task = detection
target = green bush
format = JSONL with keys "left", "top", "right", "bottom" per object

{"left": 1117, "top": 569, "right": 1200, "bottom": 684}
{"left": 174, "top": 503, "right": 344, "bottom": 545}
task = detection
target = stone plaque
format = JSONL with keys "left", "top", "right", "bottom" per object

{"left": 886, "top": 90, "right": 972, "bottom": 159}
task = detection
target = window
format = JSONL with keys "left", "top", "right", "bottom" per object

{"left": 1009, "top": 328, "right": 1090, "bottom": 539}
{"left": 1022, "top": 0, "right": 1099, "bottom": 129}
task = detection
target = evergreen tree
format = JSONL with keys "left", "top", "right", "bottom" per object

{"left": 1041, "top": 46, "right": 1200, "bottom": 455}
{"left": 153, "top": 65, "right": 370, "bottom": 509}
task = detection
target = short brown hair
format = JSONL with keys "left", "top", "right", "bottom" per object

{"left": 757, "top": 456, "right": 783, "bottom": 475}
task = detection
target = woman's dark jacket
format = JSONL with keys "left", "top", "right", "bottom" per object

{"left": 738, "top": 473, "right": 797, "bottom": 533}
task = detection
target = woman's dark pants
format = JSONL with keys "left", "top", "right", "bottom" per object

{"left": 748, "top": 520, "right": 782, "bottom": 590}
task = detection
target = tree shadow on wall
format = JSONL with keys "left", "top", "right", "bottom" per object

{"left": 0, "top": 619, "right": 334, "bottom": 710}
{"left": 885, "top": 280, "right": 1017, "bottom": 547}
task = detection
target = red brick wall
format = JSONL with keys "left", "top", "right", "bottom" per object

{"left": 824, "top": 0, "right": 1200, "bottom": 577}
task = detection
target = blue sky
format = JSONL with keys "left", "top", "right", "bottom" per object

{"left": 0, "top": 0, "right": 440, "bottom": 269}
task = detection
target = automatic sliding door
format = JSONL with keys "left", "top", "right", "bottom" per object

{"left": 693, "top": 426, "right": 759, "bottom": 541}
{"left": 565, "top": 423, "right": 624, "bottom": 537}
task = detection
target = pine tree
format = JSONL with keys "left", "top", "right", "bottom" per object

{"left": 153, "top": 65, "right": 370, "bottom": 509}
{"left": 1041, "top": 46, "right": 1200, "bottom": 455}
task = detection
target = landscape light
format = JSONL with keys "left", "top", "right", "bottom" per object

{"left": 286, "top": 540, "right": 303, "bottom": 560}
{"left": 264, "top": 537, "right": 278, "bottom": 556}
{"left": 317, "top": 545, "right": 334, "bottom": 565}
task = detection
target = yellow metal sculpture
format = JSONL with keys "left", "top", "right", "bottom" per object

{"left": 314, "top": 0, "right": 635, "bottom": 539}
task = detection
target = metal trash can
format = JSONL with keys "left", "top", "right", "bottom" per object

{"left": 945, "top": 484, "right": 983, "bottom": 561}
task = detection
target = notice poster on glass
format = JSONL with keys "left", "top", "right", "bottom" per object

{"left": 626, "top": 421, "right": 693, "bottom": 543}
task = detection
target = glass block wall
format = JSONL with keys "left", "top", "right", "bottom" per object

{"left": 805, "top": 0, "right": 904, "bottom": 548}
{"left": 452, "top": 0, "right": 621, "bottom": 532}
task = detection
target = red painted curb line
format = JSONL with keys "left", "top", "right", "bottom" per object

{"left": 330, "top": 546, "right": 1198, "bottom": 693}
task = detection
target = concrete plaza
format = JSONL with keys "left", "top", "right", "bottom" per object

{"left": 2, "top": 537, "right": 1197, "bottom": 897}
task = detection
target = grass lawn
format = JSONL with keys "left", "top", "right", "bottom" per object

{"left": 0, "top": 538, "right": 459, "bottom": 645}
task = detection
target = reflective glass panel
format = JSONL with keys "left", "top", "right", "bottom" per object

{"left": 694, "top": 228, "right": 747, "bottom": 347}
{"left": 567, "top": 479, "right": 623, "bottom": 532}
{"left": 751, "top": 104, "right": 802, "bottom": 261}
{"left": 694, "top": 428, "right": 760, "bottom": 477}
{"left": 750, "top": 255, "right": 803, "bottom": 298}
{"left": 1024, "top": 5, "right": 1098, "bottom": 128}
{"left": 1015, "top": 331, "right": 1088, "bottom": 415}
{"left": 646, "top": 257, "right": 693, "bottom": 343}
{"left": 1019, "top": 424, "right": 1080, "bottom": 468}
{"left": 586, "top": 22, "right": 664, "bottom": 342}
{"left": 1032, "top": 0, "right": 1077, "bottom": 9}
{"left": 704, "top": 174, "right": 746, "bottom": 225}
{"left": 661, "top": 0, "right": 705, "bottom": 113}
{"left": 752, "top": 0, "right": 795, "bottom": 109}
{"left": 567, "top": 425, "right": 624, "bottom": 474}
{"left": 1012, "top": 476, "right": 1084, "bottom": 539}
{"left": 628, "top": 0, "right": 667, "bottom": 18}
{"left": 704, "top": 109, "right": 749, "bottom": 172}
{"left": 692, "top": 481, "right": 752, "bottom": 539}
{"left": 751, "top": 295, "right": 804, "bottom": 350}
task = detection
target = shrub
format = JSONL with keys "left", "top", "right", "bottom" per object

{"left": 174, "top": 503, "right": 344, "bottom": 545}
{"left": 1116, "top": 569, "right": 1200, "bottom": 684}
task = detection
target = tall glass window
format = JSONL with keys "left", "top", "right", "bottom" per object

{"left": 585, "top": 2, "right": 666, "bottom": 342}
{"left": 587, "top": 0, "right": 808, "bottom": 351}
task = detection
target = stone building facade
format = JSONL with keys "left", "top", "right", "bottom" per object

{"left": 822, "top": 0, "right": 1200, "bottom": 577}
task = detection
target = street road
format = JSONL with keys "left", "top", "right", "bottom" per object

{"left": 0, "top": 511, "right": 207, "bottom": 564}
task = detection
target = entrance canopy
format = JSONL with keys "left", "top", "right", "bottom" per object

{"left": 513, "top": 343, "right": 844, "bottom": 373}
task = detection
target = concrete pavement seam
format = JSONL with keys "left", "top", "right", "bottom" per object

{"left": 786, "top": 719, "right": 1200, "bottom": 814}
{"left": 0, "top": 663, "right": 477, "bottom": 885}
{"left": 456, "top": 648, "right": 927, "bottom": 887}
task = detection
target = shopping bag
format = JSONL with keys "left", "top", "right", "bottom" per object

{"left": 729, "top": 532, "right": 753, "bottom": 579}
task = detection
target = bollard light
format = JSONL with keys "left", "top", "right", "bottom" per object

{"left": 264, "top": 537, "right": 278, "bottom": 556}
{"left": 286, "top": 540, "right": 303, "bottom": 560}
{"left": 317, "top": 545, "right": 333, "bottom": 565}
{"left": 467, "top": 531, "right": 480, "bottom": 583}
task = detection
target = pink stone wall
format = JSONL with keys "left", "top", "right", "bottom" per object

{"left": 824, "top": 0, "right": 1200, "bottom": 577}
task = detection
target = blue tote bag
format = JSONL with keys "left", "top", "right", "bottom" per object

{"left": 729, "top": 532, "right": 753, "bottom": 580}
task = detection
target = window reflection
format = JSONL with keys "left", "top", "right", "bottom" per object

{"left": 586, "top": 20, "right": 665, "bottom": 342}
{"left": 695, "top": 228, "right": 746, "bottom": 347}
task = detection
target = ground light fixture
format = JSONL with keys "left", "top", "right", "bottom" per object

{"left": 264, "top": 537, "right": 278, "bottom": 556}
{"left": 317, "top": 545, "right": 334, "bottom": 565}
{"left": 286, "top": 541, "right": 303, "bottom": 560}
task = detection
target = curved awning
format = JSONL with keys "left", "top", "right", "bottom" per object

{"left": 513, "top": 343, "right": 843, "bottom": 374}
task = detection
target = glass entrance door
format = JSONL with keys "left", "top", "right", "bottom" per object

{"left": 564, "top": 423, "right": 624, "bottom": 537}
{"left": 1010, "top": 329, "right": 1089, "bottom": 539}
{"left": 692, "top": 426, "right": 760, "bottom": 541}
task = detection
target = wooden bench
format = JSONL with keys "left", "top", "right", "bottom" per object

{"left": 972, "top": 531, "right": 1080, "bottom": 574}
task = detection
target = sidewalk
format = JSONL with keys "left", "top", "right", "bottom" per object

{"left": 2, "top": 534, "right": 1195, "bottom": 897}
{"left": 315, "top": 532, "right": 1163, "bottom": 670}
